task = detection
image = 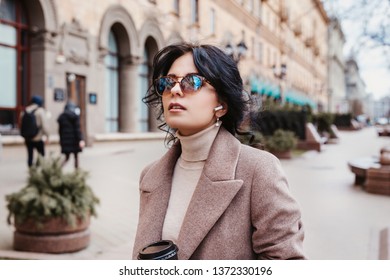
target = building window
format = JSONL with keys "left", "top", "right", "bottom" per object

{"left": 191, "top": 0, "right": 199, "bottom": 24}
{"left": 273, "top": 50, "right": 277, "bottom": 67}
{"left": 267, "top": 46, "right": 271, "bottom": 67}
{"left": 251, "top": 37, "right": 255, "bottom": 58}
{"left": 0, "top": 0, "right": 29, "bottom": 132}
{"left": 249, "top": 0, "right": 254, "bottom": 12}
{"left": 104, "top": 30, "right": 119, "bottom": 132}
{"left": 273, "top": 16, "right": 277, "bottom": 32}
{"left": 258, "top": 41, "right": 263, "bottom": 64}
{"left": 174, "top": 0, "right": 180, "bottom": 15}
{"left": 258, "top": 0, "right": 263, "bottom": 19}
{"left": 0, "top": 23, "right": 17, "bottom": 108}
{"left": 210, "top": 8, "right": 216, "bottom": 34}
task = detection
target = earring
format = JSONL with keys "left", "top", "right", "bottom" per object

{"left": 215, "top": 117, "right": 221, "bottom": 127}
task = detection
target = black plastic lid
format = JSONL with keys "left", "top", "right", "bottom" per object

{"left": 138, "top": 240, "right": 178, "bottom": 260}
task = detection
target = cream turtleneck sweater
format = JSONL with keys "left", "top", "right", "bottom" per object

{"left": 162, "top": 124, "right": 220, "bottom": 243}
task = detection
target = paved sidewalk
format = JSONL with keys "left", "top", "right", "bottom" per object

{"left": 0, "top": 126, "right": 389, "bottom": 259}
{"left": 282, "top": 127, "right": 390, "bottom": 259}
{"left": 0, "top": 138, "right": 168, "bottom": 260}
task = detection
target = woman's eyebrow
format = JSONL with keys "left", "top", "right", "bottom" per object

{"left": 166, "top": 72, "right": 199, "bottom": 77}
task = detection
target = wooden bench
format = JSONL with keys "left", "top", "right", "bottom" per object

{"left": 347, "top": 156, "right": 380, "bottom": 185}
{"left": 297, "top": 123, "right": 327, "bottom": 152}
{"left": 365, "top": 166, "right": 390, "bottom": 196}
{"left": 327, "top": 124, "right": 340, "bottom": 144}
{"left": 377, "top": 125, "right": 390, "bottom": 136}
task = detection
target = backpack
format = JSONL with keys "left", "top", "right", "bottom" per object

{"left": 20, "top": 108, "right": 40, "bottom": 140}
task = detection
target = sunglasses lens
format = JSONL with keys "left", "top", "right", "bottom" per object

{"left": 182, "top": 75, "right": 203, "bottom": 92}
{"left": 155, "top": 75, "right": 205, "bottom": 95}
{"left": 155, "top": 77, "right": 173, "bottom": 95}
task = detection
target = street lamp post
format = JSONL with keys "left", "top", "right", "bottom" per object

{"left": 272, "top": 63, "right": 287, "bottom": 105}
{"left": 225, "top": 39, "right": 248, "bottom": 64}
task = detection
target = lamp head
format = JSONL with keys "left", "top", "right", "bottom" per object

{"left": 237, "top": 40, "right": 248, "bottom": 57}
{"left": 225, "top": 43, "right": 234, "bottom": 56}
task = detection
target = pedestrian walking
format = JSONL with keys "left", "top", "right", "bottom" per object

{"left": 132, "top": 43, "right": 305, "bottom": 260}
{"left": 20, "top": 95, "right": 49, "bottom": 167}
{"left": 57, "top": 101, "right": 85, "bottom": 169}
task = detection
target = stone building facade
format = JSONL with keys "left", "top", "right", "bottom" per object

{"left": 0, "top": 0, "right": 329, "bottom": 141}
{"left": 327, "top": 18, "right": 347, "bottom": 113}
{"left": 345, "top": 58, "right": 367, "bottom": 117}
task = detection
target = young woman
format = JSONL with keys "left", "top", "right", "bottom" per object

{"left": 132, "top": 43, "right": 305, "bottom": 260}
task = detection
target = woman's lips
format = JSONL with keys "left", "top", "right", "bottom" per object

{"left": 168, "top": 103, "right": 186, "bottom": 111}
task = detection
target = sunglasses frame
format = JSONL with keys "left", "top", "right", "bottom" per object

{"left": 153, "top": 73, "right": 211, "bottom": 97}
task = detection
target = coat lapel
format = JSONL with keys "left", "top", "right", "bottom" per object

{"left": 177, "top": 128, "right": 243, "bottom": 259}
{"left": 136, "top": 144, "right": 181, "bottom": 251}
{"left": 137, "top": 128, "right": 243, "bottom": 259}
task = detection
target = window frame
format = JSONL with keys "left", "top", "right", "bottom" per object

{"left": 0, "top": 0, "right": 30, "bottom": 132}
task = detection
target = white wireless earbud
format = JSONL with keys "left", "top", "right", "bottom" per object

{"left": 214, "top": 105, "right": 224, "bottom": 112}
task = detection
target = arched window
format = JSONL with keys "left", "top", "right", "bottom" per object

{"left": 104, "top": 30, "right": 119, "bottom": 132}
{"left": 140, "top": 37, "right": 159, "bottom": 132}
{"left": 174, "top": 0, "right": 180, "bottom": 15}
{"left": 0, "top": 0, "right": 29, "bottom": 133}
{"left": 191, "top": 0, "right": 199, "bottom": 24}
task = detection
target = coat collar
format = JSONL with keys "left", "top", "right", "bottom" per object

{"left": 139, "top": 127, "right": 243, "bottom": 259}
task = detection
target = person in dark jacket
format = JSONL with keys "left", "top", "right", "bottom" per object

{"left": 57, "top": 101, "right": 85, "bottom": 169}
{"left": 20, "top": 95, "right": 50, "bottom": 167}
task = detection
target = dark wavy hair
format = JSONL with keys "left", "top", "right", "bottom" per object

{"left": 143, "top": 42, "right": 249, "bottom": 144}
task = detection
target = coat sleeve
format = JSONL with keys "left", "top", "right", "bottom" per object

{"left": 250, "top": 154, "right": 306, "bottom": 259}
{"left": 74, "top": 115, "right": 83, "bottom": 141}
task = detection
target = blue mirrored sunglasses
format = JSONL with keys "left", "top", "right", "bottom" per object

{"left": 154, "top": 74, "right": 210, "bottom": 96}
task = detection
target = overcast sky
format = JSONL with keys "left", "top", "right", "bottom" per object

{"left": 323, "top": 0, "right": 390, "bottom": 100}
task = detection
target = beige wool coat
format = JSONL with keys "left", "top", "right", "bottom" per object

{"left": 132, "top": 127, "right": 305, "bottom": 260}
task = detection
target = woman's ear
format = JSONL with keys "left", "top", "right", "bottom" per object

{"left": 215, "top": 102, "right": 228, "bottom": 117}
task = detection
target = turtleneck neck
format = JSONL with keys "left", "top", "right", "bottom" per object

{"left": 162, "top": 124, "right": 221, "bottom": 242}
{"left": 177, "top": 125, "right": 220, "bottom": 162}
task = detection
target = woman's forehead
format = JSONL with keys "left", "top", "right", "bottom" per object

{"left": 167, "top": 53, "right": 197, "bottom": 76}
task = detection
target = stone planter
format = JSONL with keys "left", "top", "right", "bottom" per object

{"left": 13, "top": 216, "right": 90, "bottom": 254}
{"left": 270, "top": 150, "right": 292, "bottom": 159}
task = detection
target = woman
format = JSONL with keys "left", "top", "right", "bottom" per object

{"left": 132, "top": 43, "right": 305, "bottom": 260}
{"left": 57, "top": 101, "right": 85, "bottom": 169}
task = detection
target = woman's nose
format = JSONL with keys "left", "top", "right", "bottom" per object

{"left": 170, "top": 82, "right": 184, "bottom": 97}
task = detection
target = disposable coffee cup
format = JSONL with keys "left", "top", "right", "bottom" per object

{"left": 138, "top": 240, "right": 178, "bottom": 260}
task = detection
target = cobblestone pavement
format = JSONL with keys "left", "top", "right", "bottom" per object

{"left": 0, "top": 126, "right": 389, "bottom": 259}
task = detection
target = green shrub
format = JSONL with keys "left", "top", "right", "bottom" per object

{"left": 313, "top": 112, "right": 335, "bottom": 135}
{"left": 6, "top": 155, "right": 99, "bottom": 227}
{"left": 236, "top": 130, "right": 266, "bottom": 149}
{"left": 265, "top": 129, "right": 298, "bottom": 152}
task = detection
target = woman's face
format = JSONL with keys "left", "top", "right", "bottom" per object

{"left": 162, "top": 52, "right": 224, "bottom": 136}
